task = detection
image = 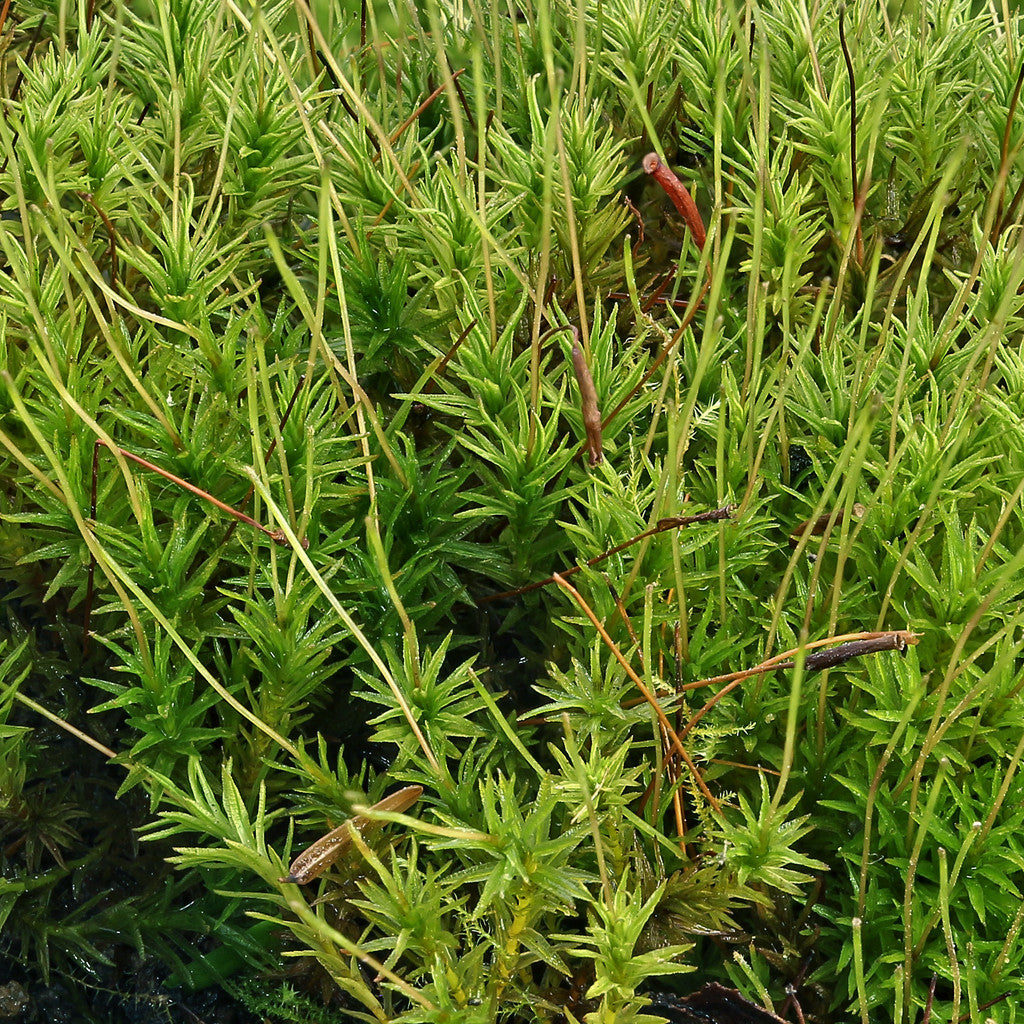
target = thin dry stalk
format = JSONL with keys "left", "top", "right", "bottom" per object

{"left": 84, "top": 438, "right": 308, "bottom": 647}
{"left": 480, "top": 506, "right": 733, "bottom": 602}
{"left": 552, "top": 572, "right": 720, "bottom": 812}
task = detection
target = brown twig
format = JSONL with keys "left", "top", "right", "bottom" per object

{"left": 609, "top": 266, "right": 689, "bottom": 314}
{"left": 767, "top": 632, "right": 914, "bottom": 671}
{"left": 678, "top": 630, "right": 919, "bottom": 695}
{"left": 450, "top": 65, "right": 475, "bottom": 131}
{"left": 958, "top": 993, "right": 1010, "bottom": 1022}
{"left": 599, "top": 151, "right": 713, "bottom": 431}
{"left": 601, "top": 273, "right": 711, "bottom": 431}
{"left": 922, "top": 974, "right": 937, "bottom": 1024}
{"left": 991, "top": 58, "right": 1024, "bottom": 241}
{"left": 316, "top": 50, "right": 367, "bottom": 138}
{"left": 788, "top": 503, "right": 865, "bottom": 548}
{"left": 367, "top": 159, "right": 422, "bottom": 236}
{"left": 1000, "top": 174, "right": 1024, "bottom": 236}
{"left": 669, "top": 630, "right": 920, "bottom": 744}
{"left": 429, "top": 319, "right": 476, "bottom": 386}
{"left": 387, "top": 69, "right": 466, "bottom": 149}
{"left": 629, "top": 630, "right": 921, "bottom": 794}
{"left": 96, "top": 441, "right": 306, "bottom": 545}
{"left": 640, "top": 270, "right": 678, "bottom": 313}
{"left": 606, "top": 287, "right": 694, "bottom": 312}
{"left": 607, "top": 580, "right": 640, "bottom": 653}
{"left": 623, "top": 194, "right": 645, "bottom": 248}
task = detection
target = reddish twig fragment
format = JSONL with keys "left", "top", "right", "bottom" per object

{"left": 450, "top": 65, "right": 475, "bottom": 131}
{"left": 388, "top": 68, "right": 466, "bottom": 148}
{"left": 606, "top": 287, "right": 694, "bottom": 312}
{"left": 642, "top": 152, "right": 706, "bottom": 249}
{"left": 480, "top": 505, "right": 734, "bottom": 603}
{"left": 367, "top": 159, "right": 422, "bottom": 235}
{"left": 959, "top": 993, "right": 1010, "bottom": 1022}
{"left": 601, "top": 272, "right": 711, "bottom": 432}
{"left": 922, "top": 974, "right": 937, "bottom": 1024}
{"left": 570, "top": 331, "right": 603, "bottom": 466}
{"left": 603, "top": 170, "right": 711, "bottom": 439}
{"left": 96, "top": 442, "right": 305, "bottom": 547}
{"left": 434, "top": 319, "right": 476, "bottom": 381}
{"left": 991, "top": 59, "right": 1024, "bottom": 241}
{"left": 623, "top": 194, "right": 645, "bottom": 246}
{"left": 677, "top": 630, "right": 920, "bottom": 695}
{"left": 283, "top": 785, "right": 424, "bottom": 884}
{"left": 553, "top": 572, "right": 720, "bottom": 812}
{"left": 84, "top": 438, "right": 309, "bottom": 646}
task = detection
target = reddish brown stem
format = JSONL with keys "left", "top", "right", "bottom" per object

{"left": 668, "top": 630, "right": 919, "bottom": 744}
{"left": 606, "top": 288, "right": 693, "bottom": 312}
{"left": 991, "top": 58, "right": 1024, "bottom": 242}
{"left": 642, "top": 153, "right": 706, "bottom": 249}
{"left": 480, "top": 505, "right": 733, "bottom": 603}
{"left": 922, "top": 974, "right": 937, "bottom": 1024}
{"left": 387, "top": 68, "right": 466, "bottom": 149}
{"left": 554, "top": 572, "right": 719, "bottom": 811}
{"left": 622, "top": 194, "right": 645, "bottom": 248}
{"left": 676, "top": 630, "right": 920, "bottom": 695}
{"left": 367, "top": 159, "right": 422, "bottom": 235}
{"left": 788, "top": 502, "right": 865, "bottom": 548}
{"left": 84, "top": 437, "right": 308, "bottom": 646}
{"left": 601, "top": 273, "right": 711, "bottom": 432}
{"left": 768, "top": 631, "right": 912, "bottom": 672}
{"left": 960, "top": 993, "right": 1010, "bottom": 1022}
{"left": 98, "top": 442, "right": 303, "bottom": 545}
{"left": 450, "top": 65, "right": 475, "bottom": 131}
{"left": 77, "top": 192, "right": 119, "bottom": 292}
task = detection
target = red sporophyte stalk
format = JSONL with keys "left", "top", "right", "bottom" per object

{"left": 642, "top": 152, "right": 706, "bottom": 249}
